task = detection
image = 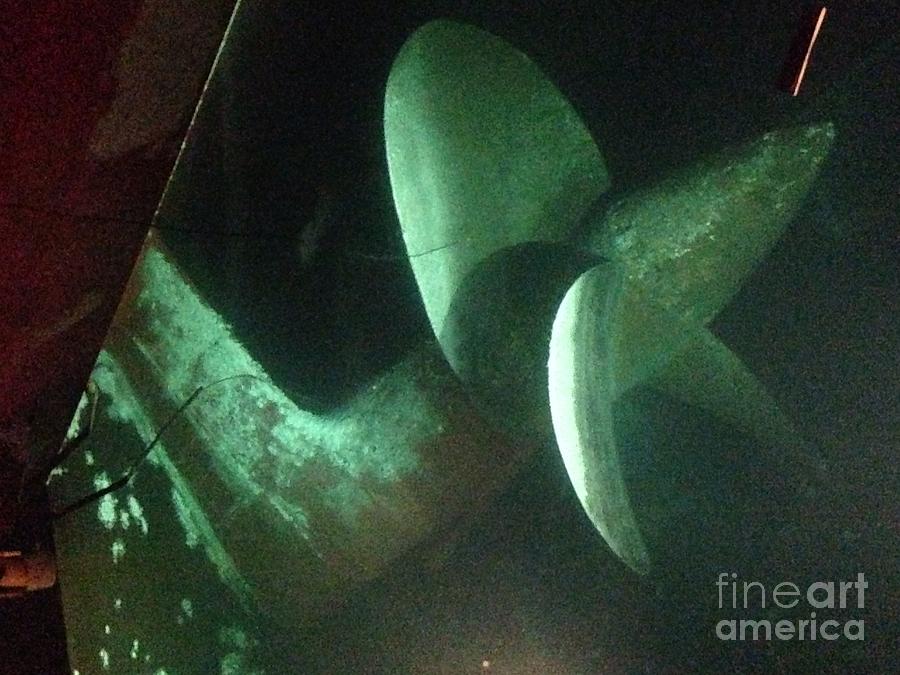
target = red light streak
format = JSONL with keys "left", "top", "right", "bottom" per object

{"left": 789, "top": 7, "right": 828, "bottom": 96}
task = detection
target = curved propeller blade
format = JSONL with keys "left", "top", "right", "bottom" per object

{"left": 548, "top": 263, "right": 652, "bottom": 573}
{"left": 583, "top": 124, "right": 835, "bottom": 326}
{"left": 384, "top": 20, "right": 609, "bottom": 343}
{"left": 549, "top": 264, "right": 828, "bottom": 574}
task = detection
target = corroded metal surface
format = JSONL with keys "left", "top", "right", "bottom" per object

{"left": 53, "top": 238, "right": 528, "bottom": 640}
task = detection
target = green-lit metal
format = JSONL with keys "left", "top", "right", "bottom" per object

{"left": 62, "top": 241, "right": 519, "bottom": 623}
{"left": 548, "top": 265, "right": 826, "bottom": 574}
{"left": 548, "top": 124, "right": 834, "bottom": 574}
{"left": 548, "top": 264, "right": 651, "bottom": 573}
{"left": 440, "top": 241, "right": 601, "bottom": 438}
{"left": 584, "top": 124, "right": 836, "bottom": 326}
{"left": 384, "top": 20, "right": 609, "bottom": 434}
{"left": 384, "top": 20, "right": 835, "bottom": 574}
